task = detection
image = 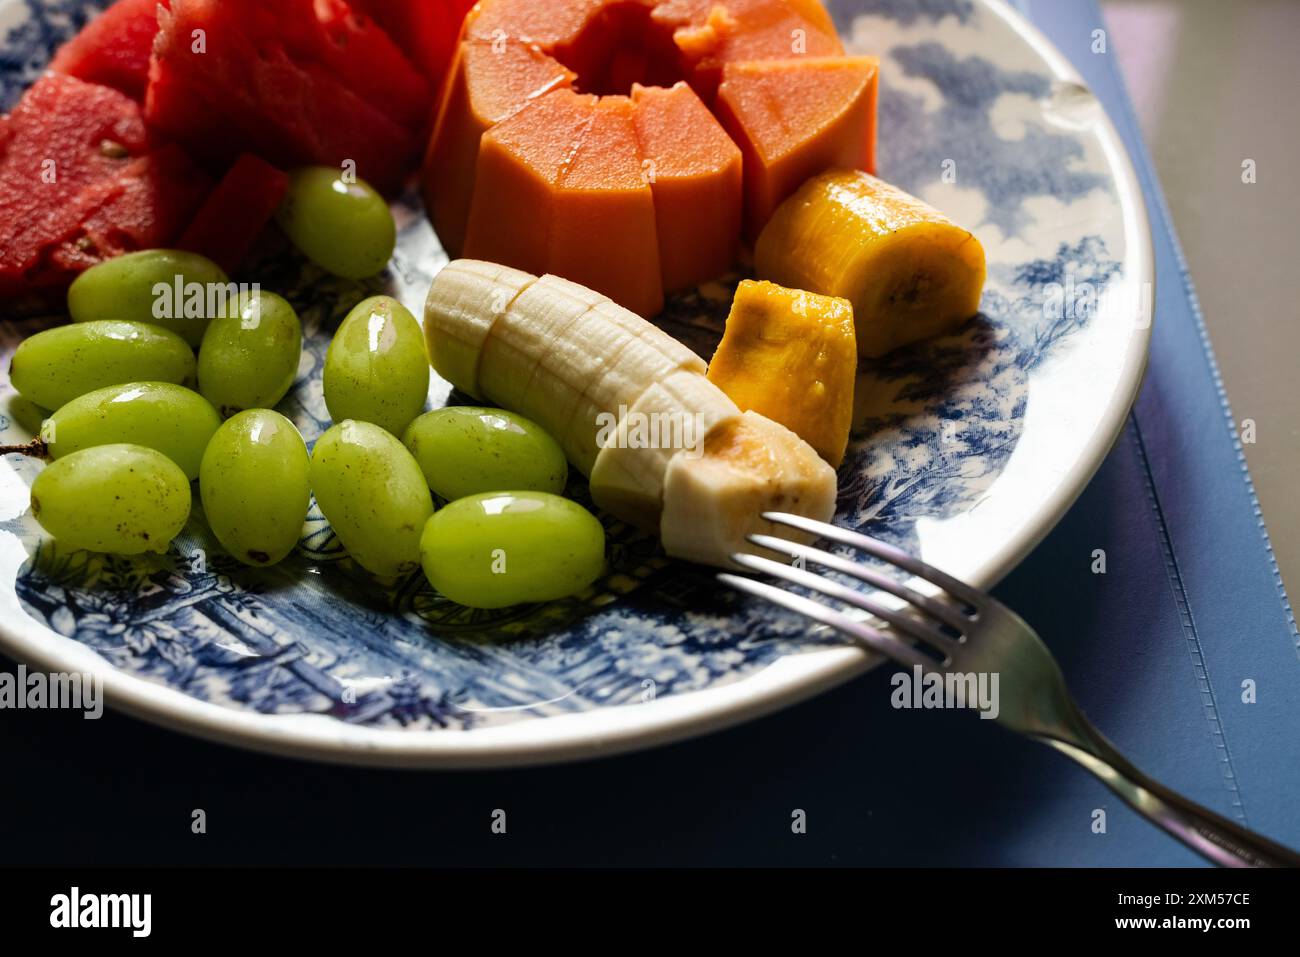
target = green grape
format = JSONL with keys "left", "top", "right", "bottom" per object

{"left": 45, "top": 382, "right": 220, "bottom": 480}
{"left": 30, "top": 444, "right": 191, "bottom": 554}
{"left": 9, "top": 321, "right": 195, "bottom": 411}
{"left": 276, "top": 167, "right": 396, "bottom": 279}
{"left": 324, "top": 296, "right": 429, "bottom": 435}
{"left": 7, "top": 395, "right": 50, "bottom": 435}
{"left": 309, "top": 420, "right": 433, "bottom": 577}
{"left": 197, "top": 290, "right": 302, "bottom": 417}
{"left": 403, "top": 407, "right": 567, "bottom": 501}
{"left": 200, "top": 410, "right": 310, "bottom": 566}
{"left": 68, "top": 249, "right": 230, "bottom": 346}
{"left": 419, "top": 492, "right": 605, "bottom": 608}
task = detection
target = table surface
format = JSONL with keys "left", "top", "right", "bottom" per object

{"left": 1101, "top": 0, "right": 1300, "bottom": 592}
{"left": 1, "top": 0, "right": 1295, "bottom": 869}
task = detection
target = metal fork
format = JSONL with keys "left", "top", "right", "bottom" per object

{"left": 719, "top": 512, "right": 1300, "bottom": 868}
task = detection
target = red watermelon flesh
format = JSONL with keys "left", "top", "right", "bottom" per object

{"left": 290, "top": 0, "right": 433, "bottom": 129}
{"left": 351, "top": 0, "right": 479, "bottom": 87}
{"left": 48, "top": 0, "right": 169, "bottom": 101}
{"left": 2, "top": 72, "right": 154, "bottom": 292}
{"left": 179, "top": 153, "right": 289, "bottom": 274}
{"left": 0, "top": 73, "right": 210, "bottom": 299}
{"left": 47, "top": 144, "right": 213, "bottom": 275}
{"left": 145, "top": 0, "right": 428, "bottom": 194}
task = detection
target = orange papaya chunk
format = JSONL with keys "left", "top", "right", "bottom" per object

{"left": 560, "top": 3, "right": 685, "bottom": 95}
{"left": 716, "top": 54, "right": 878, "bottom": 240}
{"left": 423, "top": 0, "right": 864, "bottom": 315}
{"left": 632, "top": 81, "right": 741, "bottom": 294}
{"left": 423, "top": 39, "right": 575, "bottom": 256}
{"left": 756, "top": 170, "right": 986, "bottom": 358}
{"left": 657, "top": 0, "right": 843, "bottom": 100}
{"left": 547, "top": 95, "right": 665, "bottom": 317}
{"left": 784, "top": 0, "right": 836, "bottom": 36}
{"left": 468, "top": 0, "right": 623, "bottom": 49}
{"left": 463, "top": 88, "right": 598, "bottom": 277}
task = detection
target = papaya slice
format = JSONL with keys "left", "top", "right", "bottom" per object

{"left": 716, "top": 55, "right": 878, "bottom": 241}
{"left": 464, "top": 90, "right": 664, "bottom": 317}
{"left": 466, "top": 0, "right": 622, "bottom": 50}
{"left": 655, "top": 0, "right": 844, "bottom": 101}
{"left": 631, "top": 81, "right": 741, "bottom": 294}
{"left": 547, "top": 95, "right": 664, "bottom": 317}
{"left": 463, "top": 88, "right": 598, "bottom": 279}
{"left": 422, "top": 39, "right": 575, "bottom": 256}
{"left": 424, "top": 0, "right": 869, "bottom": 315}
{"left": 785, "top": 0, "right": 837, "bottom": 36}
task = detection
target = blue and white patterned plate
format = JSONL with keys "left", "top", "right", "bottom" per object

{"left": 0, "top": 0, "right": 1152, "bottom": 766}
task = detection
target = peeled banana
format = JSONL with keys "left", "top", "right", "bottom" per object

{"left": 755, "top": 169, "right": 987, "bottom": 358}
{"left": 423, "top": 259, "right": 838, "bottom": 567}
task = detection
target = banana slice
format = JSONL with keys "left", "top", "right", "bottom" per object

{"left": 580, "top": 299, "right": 706, "bottom": 377}
{"left": 589, "top": 368, "right": 741, "bottom": 530}
{"left": 660, "top": 411, "right": 838, "bottom": 568}
{"left": 424, "top": 259, "right": 537, "bottom": 398}
{"left": 558, "top": 300, "right": 709, "bottom": 473}
{"left": 478, "top": 274, "right": 609, "bottom": 422}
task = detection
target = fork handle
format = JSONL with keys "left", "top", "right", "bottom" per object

{"left": 1038, "top": 721, "right": 1300, "bottom": 868}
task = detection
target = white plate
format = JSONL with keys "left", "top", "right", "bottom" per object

{"left": 0, "top": 0, "right": 1152, "bottom": 767}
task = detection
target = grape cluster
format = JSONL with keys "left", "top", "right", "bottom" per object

{"left": 5, "top": 169, "right": 605, "bottom": 609}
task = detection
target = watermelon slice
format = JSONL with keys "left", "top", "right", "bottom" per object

{"left": 351, "top": 0, "right": 479, "bottom": 87}
{"left": 0, "top": 73, "right": 211, "bottom": 300}
{"left": 145, "top": 0, "right": 431, "bottom": 194}
{"left": 48, "top": 0, "right": 169, "bottom": 101}
{"left": 291, "top": 0, "right": 433, "bottom": 129}
{"left": 47, "top": 144, "right": 214, "bottom": 275}
{"left": 179, "top": 153, "right": 289, "bottom": 274}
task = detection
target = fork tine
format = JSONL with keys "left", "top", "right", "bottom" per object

{"left": 717, "top": 573, "right": 936, "bottom": 671}
{"left": 731, "top": 552, "right": 956, "bottom": 658}
{"left": 762, "top": 512, "right": 987, "bottom": 608}
{"left": 747, "top": 534, "right": 971, "bottom": 632}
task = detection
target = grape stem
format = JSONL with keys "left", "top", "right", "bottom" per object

{"left": 0, "top": 439, "right": 49, "bottom": 458}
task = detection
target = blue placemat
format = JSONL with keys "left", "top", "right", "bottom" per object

{"left": 1, "top": 0, "right": 1296, "bottom": 867}
{"left": 996, "top": 0, "right": 1300, "bottom": 864}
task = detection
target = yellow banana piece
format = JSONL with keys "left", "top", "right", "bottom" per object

{"left": 755, "top": 169, "right": 986, "bottom": 358}
{"left": 707, "top": 279, "right": 857, "bottom": 467}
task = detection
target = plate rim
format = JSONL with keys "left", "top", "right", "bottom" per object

{"left": 0, "top": 0, "right": 1155, "bottom": 768}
